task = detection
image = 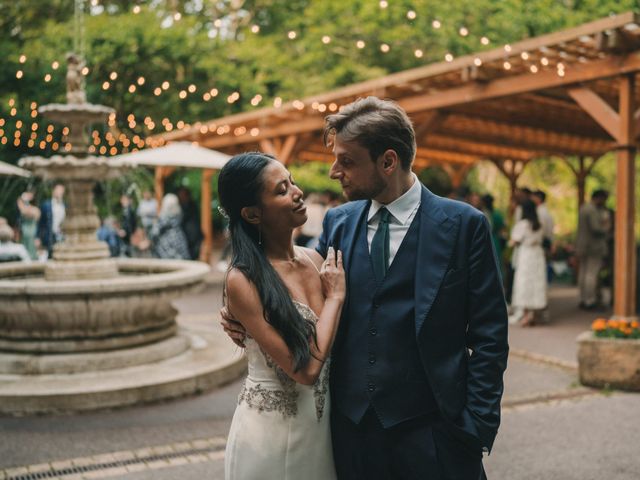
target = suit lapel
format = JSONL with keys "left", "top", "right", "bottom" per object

{"left": 414, "top": 187, "right": 460, "bottom": 334}
{"left": 338, "top": 201, "right": 369, "bottom": 273}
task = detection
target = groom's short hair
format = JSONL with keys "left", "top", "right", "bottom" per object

{"left": 323, "top": 97, "right": 416, "bottom": 170}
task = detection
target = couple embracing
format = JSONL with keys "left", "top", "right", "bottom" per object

{"left": 219, "top": 97, "right": 509, "bottom": 480}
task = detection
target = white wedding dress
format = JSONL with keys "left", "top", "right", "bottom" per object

{"left": 225, "top": 301, "right": 336, "bottom": 479}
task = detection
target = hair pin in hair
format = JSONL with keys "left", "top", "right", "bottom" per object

{"left": 217, "top": 206, "right": 229, "bottom": 219}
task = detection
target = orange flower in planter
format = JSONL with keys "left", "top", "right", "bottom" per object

{"left": 592, "top": 319, "right": 607, "bottom": 332}
{"left": 607, "top": 319, "right": 620, "bottom": 329}
{"left": 621, "top": 327, "right": 633, "bottom": 336}
{"left": 631, "top": 320, "right": 639, "bottom": 329}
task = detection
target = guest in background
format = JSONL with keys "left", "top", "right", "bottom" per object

{"left": 575, "top": 190, "right": 610, "bottom": 310}
{"left": 97, "top": 216, "right": 122, "bottom": 257}
{"left": 509, "top": 199, "right": 547, "bottom": 326}
{"left": 137, "top": 189, "right": 158, "bottom": 237}
{"left": 482, "top": 193, "right": 506, "bottom": 277}
{"left": 177, "top": 187, "right": 203, "bottom": 260}
{"left": 16, "top": 190, "right": 40, "bottom": 260}
{"left": 150, "top": 193, "right": 190, "bottom": 260}
{"left": 118, "top": 194, "right": 137, "bottom": 257}
{"left": 37, "top": 183, "right": 65, "bottom": 259}
{"left": 0, "top": 222, "right": 31, "bottom": 263}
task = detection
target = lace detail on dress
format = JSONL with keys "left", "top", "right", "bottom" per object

{"left": 237, "top": 300, "right": 330, "bottom": 421}
{"left": 313, "top": 359, "right": 330, "bottom": 421}
{"left": 237, "top": 381, "right": 298, "bottom": 417}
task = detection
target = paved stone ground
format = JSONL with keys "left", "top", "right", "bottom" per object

{"left": 1, "top": 280, "right": 639, "bottom": 480}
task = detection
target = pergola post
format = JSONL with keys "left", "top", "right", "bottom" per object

{"left": 614, "top": 74, "right": 637, "bottom": 318}
{"left": 489, "top": 158, "right": 526, "bottom": 208}
{"left": 561, "top": 156, "right": 602, "bottom": 208}
{"left": 199, "top": 169, "right": 214, "bottom": 263}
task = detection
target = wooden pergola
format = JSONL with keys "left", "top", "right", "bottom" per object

{"left": 151, "top": 12, "right": 640, "bottom": 320}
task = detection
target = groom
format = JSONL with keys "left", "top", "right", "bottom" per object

{"left": 317, "top": 97, "right": 507, "bottom": 479}
{"left": 224, "top": 97, "right": 508, "bottom": 479}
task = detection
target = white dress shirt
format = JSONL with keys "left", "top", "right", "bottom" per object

{"left": 367, "top": 173, "right": 422, "bottom": 266}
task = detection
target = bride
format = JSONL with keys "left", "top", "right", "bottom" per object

{"left": 218, "top": 152, "right": 344, "bottom": 479}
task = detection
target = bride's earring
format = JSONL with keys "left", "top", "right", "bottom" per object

{"left": 258, "top": 225, "right": 262, "bottom": 246}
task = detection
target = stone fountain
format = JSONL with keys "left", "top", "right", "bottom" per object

{"left": 0, "top": 54, "right": 244, "bottom": 415}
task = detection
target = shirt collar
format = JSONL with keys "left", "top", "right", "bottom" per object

{"left": 368, "top": 173, "right": 422, "bottom": 225}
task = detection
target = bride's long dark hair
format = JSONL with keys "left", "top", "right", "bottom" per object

{"left": 218, "top": 152, "right": 316, "bottom": 371}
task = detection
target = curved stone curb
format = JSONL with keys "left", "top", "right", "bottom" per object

{"left": 509, "top": 348, "right": 578, "bottom": 372}
{"left": 0, "top": 326, "right": 246, "bottom": 416}
{"left": 502, "top": 387, "right": 598, "bottom": 410}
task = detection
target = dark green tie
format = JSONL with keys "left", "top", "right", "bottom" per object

{"left": 371, "top": 207, "right": 391, "bottom": 282}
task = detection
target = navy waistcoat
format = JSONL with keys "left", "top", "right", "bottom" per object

{"left": 332, "top": 207, "right": 438, "bottom": 427}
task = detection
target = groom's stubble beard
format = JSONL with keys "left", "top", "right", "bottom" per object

{"left": 343, "top": 170, "right": 386, "bottom": 201}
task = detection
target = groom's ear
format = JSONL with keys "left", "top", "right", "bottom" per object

{"left": 240, "top": 206, "right": 261, "bottom": 225}
{"left": 380, "top": 149, "right": 399, "bottom": 175}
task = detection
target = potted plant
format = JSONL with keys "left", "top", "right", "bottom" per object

{"left": 577, "top": 318, "right": 640, "bottom": 391}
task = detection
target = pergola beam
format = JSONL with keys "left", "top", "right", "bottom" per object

{"left": 568, "top": 87, "right": 621, "bottom": 141}
{"left": 201, "top": 116, "right": 324, "bottom": 149}
{"left": 398, "top": 53, "right": 640, "bottom": 114}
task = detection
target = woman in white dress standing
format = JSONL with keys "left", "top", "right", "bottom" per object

{"left": 509, "top": 198, "right": 547, "bottom": 326}
{"left": 218, "top": 152, "right": 344, "bottom": 480}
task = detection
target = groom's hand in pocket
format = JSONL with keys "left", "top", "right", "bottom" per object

{"left": 220, "top": 306, "right": 247, "bottom": 348}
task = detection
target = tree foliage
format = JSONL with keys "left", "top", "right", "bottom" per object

{"left": 1, "top": 0, "right": 639, "bottom": 228}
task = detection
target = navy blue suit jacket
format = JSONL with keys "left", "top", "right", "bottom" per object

{"left": 317, "top": 185, "right": 509, "bottom": 453}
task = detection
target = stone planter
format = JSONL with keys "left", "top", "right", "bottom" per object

{"left": 577, "top": 331, "right": 640, "bottom": 391}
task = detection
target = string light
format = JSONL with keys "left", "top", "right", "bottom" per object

{"left": 459, "top": 27, "right": 469, "bottom": 37}
{"left": 414, "top": 49, "right": 423, "bottom": 58}
{"left": 19, "top": 55, "right": 27, "bottom": 63}
{"left": 188, "top": 84, "right": 196, "bottom": 93}
{"left": 81, "top": 66, "right": 89, "bottom": 75}
{"left": 481, "top": 36, "right": 490, "bottom": 45}
{"left": 541, "top": 57, "right": 549, "bottom": 66}
{"left": 44, "top": 74, "right": 51, "bottom": 82}
{"left": 102, "top": 81, "right": 110, "bottom": 90}
{"left": 52, "top": 61, "right": 59, "bottom": 69}
{"left": 154, "top": 87, "right": 162, "bottom": 96}
{"left": 251, "top": 25, "right": 260, "bottom": 33}
{"left": 322, "top": 35, "right": 331, "bottom": 44}
{"left": 162, "top": 81, "right": 170, "bottom": 90}
{"left": 520, "top": 52, "right": 529, "bottom": 60}
{"left": 137, "top": 76, "right": 145, "bottom": 85}
{"left": 504, "top": 44, "right": 512, "bottom": 52}
{"left": 432, "top": 20, "right": 441, "bottom": 29}
{"left": 407, "top": 11, "right": 417, "bottom": 20}
{"left": 474, "top": 58, "right": 482, "bottom": 66}
{"left": 273, "top": 97, "right": 282, "bottom": 108}
{"left": 379, "top": 1, "right": 388, "bottom": 8}
{"left": 110, "top": 71, "right": 118, "bottom": 80}
{"left": 288, "top": 31, "right": 297, "bottom": 40}
{"left": 380, "top": 43, "right": 390, "bottom": 53}
{"left": 503, "top": 61, "right": 512, "bottom": 70}
{"left": 16, "top": 70, "right": 23, "bottom": 79}
{"left": 445, "top": 53, "right": 454, "bottom": 62}
{"left": 356, "top": 40, "right": 366, "bottom": 49}
{"left": 128, "top": 84, "right": 136, "bottom": 93}
{"left": 173, "top": 12, "right": 181, "bottom": 21}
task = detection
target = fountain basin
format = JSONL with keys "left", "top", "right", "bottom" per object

{"left": 0, "top": 258, "right": 209, "bottom": 353}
